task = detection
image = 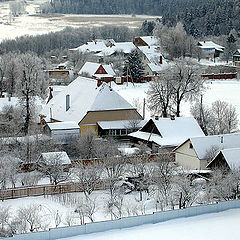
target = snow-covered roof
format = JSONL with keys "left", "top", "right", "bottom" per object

{"left": 198, "top": 41, "right": 224, "bottom": 52}
{"left": 147, "top": 63, "right": 165, "bottom": 72}
{"left": 138, "top": 45, "right": 168, "bottom": 71}
{"left": 79, "top": 62, "right": 116, "bottom": 77}
{"left": 129, "top": 117, "right": 204, "bottom": 147}
{"left": 97, "top": 119, "right": 147, "bottom": 130}
{"left": 186, "top": 133, "right": 240, "bottom": 160}
{"left": 40, "top": 151, "right": 71, "bottom": 165}
{"left": 96, "top": 42, "right": 136, "bottom": 56}
{"left": 47, "top": 121, "right": 80, "bottom": 130}
{"left": 139, "top": 36, "right": 158, "bottom": 46}
{"left": 207, "top": 148, "right": 240, "bottom": 170}
{"left": 41, "top": 77, "right": 136, "bottom": 123}
{"left": 70, "top": 41, "right": 107, "bottom": 53}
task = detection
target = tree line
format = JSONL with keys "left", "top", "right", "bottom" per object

{"left": 0, "top": 25, "right": 136, "bottom": 56}
{"left": 41, "top": 0, "right": 240, "bottom": 37}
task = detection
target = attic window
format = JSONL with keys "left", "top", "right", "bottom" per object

{"left": 189, "top": 143, "right": 193, "bottom": 149}
{"left": 66, "top": 94, "right": 70, "bottom": 111}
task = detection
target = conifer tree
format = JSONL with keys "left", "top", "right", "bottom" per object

{"left": 123, "top": 50, "right": 144, "bottom": 81}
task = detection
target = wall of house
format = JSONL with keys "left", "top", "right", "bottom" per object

{"left": 79, "top": 109, "right": 142, "bottom": 136}
{"left": 49, "top": 71, "right": 69, "bottom": 79}
{"left": 174, "top": 140, "right": 202, "bottom": 170}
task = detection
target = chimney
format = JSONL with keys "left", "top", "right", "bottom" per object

{"left": 155, "top": 116, "right": 159, "bottom": 120}
{"left": 159, "top": 56, "right": 163, "bottom": 64}
{"left": 170, "top": 115, "right": 175, "bottom": 120}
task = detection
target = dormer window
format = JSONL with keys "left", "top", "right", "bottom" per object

{"left": 66, "top": 94, "right": 70, "bottom": 111}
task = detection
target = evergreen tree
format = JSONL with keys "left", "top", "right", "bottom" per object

{"left": 123, "top": 51, "right": 144, "bottom": 81}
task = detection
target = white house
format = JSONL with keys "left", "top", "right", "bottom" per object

{"left": 96, "top": 42, "right": 136, "bottom": 57}
{"left": 137, "top": 45, "right": 167, "bottom": 76}
{"left": 40, "top": 77, "right": 142, "bottom": 136}
{"left": 129, "top": 116, "right": 205, "bottom": 152}
{"left": 79, "top": 62, "right": 116, "bottom": 83}
{"left": 197, "top": 41, "right": 224, "bottom": 59}
{"left": 70, "top": 40, "right": 108, "bottom": 53}
{"left": 174, "top": 133, "right": 240, "bottom": 170}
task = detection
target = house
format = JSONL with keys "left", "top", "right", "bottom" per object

{"left": 40, "top": 77, "right": 142, "bottom": 136}
{"left": 233, "top": 49, "right": 240, "bottom": 66}
{"left": 134, "top": 36, "right": 158, "bottom": 47}
{"left": 173, "top": 133, "right": 240, "bottom": 170}
{"left": 197, "top": 41, "right": 224, "bottom": 59}
{"left": 79, "top": 62, "right": 116, "bottom": 84}
{"left": 129, "top": 116, "right": 204, "bottom": 152}
{"left": 137, "top": 45, "right": 167, "bottom": 76}
{"left": 47, "top": 62, "right": 74, "bottom": 85}
{"left": 37, "top": 152, "right": 71, "bottom": 172}
{"left": 70, "top": 40, "right": 108, "bottom": 54}
{"left": 97, "top": 119, "right": 147, "bottom": 137}
{"left": 206, "top": 148, "right": 240, "bottom": 170}
{"left": 96, "top": 42, "right": 136, "bottom": 57}
{"left": 44, "top": 121, "right": 80, "bottom": 142}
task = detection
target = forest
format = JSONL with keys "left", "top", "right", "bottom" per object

{"left": 41, "top": 0, "right": 240, "bottom": 37}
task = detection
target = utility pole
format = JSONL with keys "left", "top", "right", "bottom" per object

{"left": 143, "top": 98, "right": 146, "bottom": 119}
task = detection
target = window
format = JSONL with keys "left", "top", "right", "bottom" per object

{"left": 189, "top": 143, "right": 193, "bottom": 149}
{"left": 66, "top": 94, "right": 70, "bottom": 111}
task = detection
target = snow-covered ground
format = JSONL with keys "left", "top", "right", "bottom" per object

{"left": 0, "top": 0, "right": 158, "bottom": 42}
{"left": 58, "top": 209, "right": 240, "bottom": 240}
{"left": 112, "top": 79, "right": 240, "bottom": 121}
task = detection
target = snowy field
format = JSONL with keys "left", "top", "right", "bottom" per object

{"left": 59, "top": 209, "right": 240, "bottom": 240}
{"left": 0, "top": 0, "right": 158, "bottom": 42}
{"left": 112, "top": 79, "right": 240, "bottom": 120}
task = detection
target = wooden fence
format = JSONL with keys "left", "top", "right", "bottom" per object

{"left": 0, "top": 181, "right": 107, "bottom": 201}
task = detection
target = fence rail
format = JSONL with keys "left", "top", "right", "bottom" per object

{"left": 2, "top": 200, "right": 240, "bottom": 240}
{"left": 0, "top": 181, "right": 107, "bottom": 201}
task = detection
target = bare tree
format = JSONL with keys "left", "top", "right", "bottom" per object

{"left": 171, "top": 59, "right": 205, "bottom": 117}
{"left": 74, "top": 161, "right": 102, "bottom": 196}
{"left": 192, "top": 100, "right": 238, "bottom": 135}
{"left": 147, "top": 74, "right": 175, "bottom": 117}
{"left": 15, "top": 204, "right": 42, "bottom": 233}
{"left": 38, "top": 153, "right": 71, "bottom": 185}
{"left": 173, "top": 173, "right": 201, "bottom": 209}
{"left": 153, "top": 155, "right": 175, "bottom": 210}
{"left": 9, "top": 1, "right": 25, "bottom": 17}
{"left": 15, "top": 53, "right": 48, "bottom": 135}
{"left": 147, "top": 59, "right": 204, "bottom": 117}
{"left": 0, "top": 206, "right": 11, "bottom": 237}
{"left": 154, "top": 22, "right": 197, "bottom": 59}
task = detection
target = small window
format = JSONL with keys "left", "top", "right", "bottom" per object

{"left": 189, "top": 143, "right": 193, "bottom": 149}
{"left": 66, "top": 94, "right": 70, "bottom": 111}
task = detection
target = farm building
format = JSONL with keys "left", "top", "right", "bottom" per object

{"left": 173, "top": 133, "right": 240, "bottom": 170}
{"left": 197, "top": 41, "right": 224, "bottom": 60}
{"left": 40, "top": 77, "right": 142, "bottom": 136}
{"left": 207, "top": 148, "right": 240, "bottom": 170}
{"left": 44, "top": 121, "right": 80, "bottom": 142}
{"left": 129, "top": 116, "right": 204, "bottom": 152}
